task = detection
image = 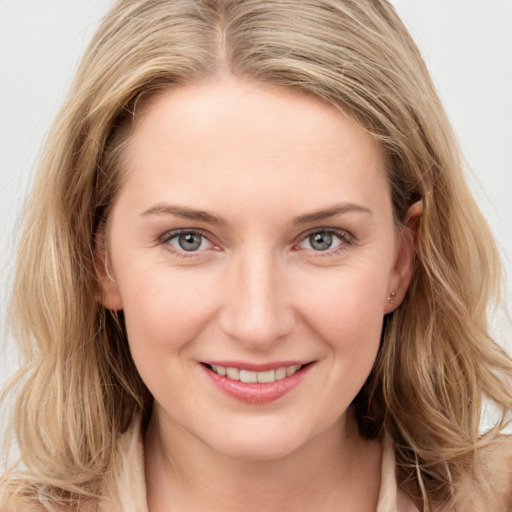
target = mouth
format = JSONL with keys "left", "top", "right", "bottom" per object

{"left": 203, "top": 363, "right": 308, "bottom": 383}
{"left": 200, "top": 361, "right": 315, "bottom": 404}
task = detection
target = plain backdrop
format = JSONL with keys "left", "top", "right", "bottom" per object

{"left": 1, "top": 0, "right": 511, "bottom": 451}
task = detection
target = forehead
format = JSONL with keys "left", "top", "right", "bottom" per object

{"left": 119, "top": 79, "right": 389, "bottom": 217}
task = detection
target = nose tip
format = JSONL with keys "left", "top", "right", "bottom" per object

{"left": 219, "top": 255, "right": 295, "bottom": 349}
{"left": 223, "top": 303, "right": 294, "bottom": 349}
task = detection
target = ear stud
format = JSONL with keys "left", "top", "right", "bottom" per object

{"left": 387, "top": 291, "right": 397, "bottom": 304}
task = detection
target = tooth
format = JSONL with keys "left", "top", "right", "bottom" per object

{"left": 239, "top": 370, "right": 258, "bottom": 383}
{"left": 275, "top": 367, "right": 287, "bottom": 380}
{"left": 216, "top": 366, "right": 226, "bottom": 376}
{"left": 257, "top": 370, "right": 276, "bottom": 383}
{"left": 286, "top": 365, "right": 300, "bottom": 376}
{"left": 211, "top": 365, "right": 218, "bottom": 374}
{"left": 226, "top": 367, "right": 240, "bottom": 380}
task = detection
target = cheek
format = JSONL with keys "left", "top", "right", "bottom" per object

{"left": 117, "top": 265, "right": 220, "bottom": 360}
{"left": 296, "top": 266, "right": 387, "bottom": 381}
{"left": 299, "top": 264, "right": 388, "bottom": 337}
{"left": 117, "top": 267, "right": 226, "bottom": 406}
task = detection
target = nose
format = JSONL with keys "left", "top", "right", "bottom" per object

{"left": 219, "top": 249, "right": 295, "bottom": 349}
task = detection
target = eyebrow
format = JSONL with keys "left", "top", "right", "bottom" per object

{"left": 141, "top": 203, "right": 225, "bottom": 224}
{"left": 291, "top": 203, "right": 373, "bottom": 224}
{"left": 140, "top": 201, "right": 372, "bottom": 225}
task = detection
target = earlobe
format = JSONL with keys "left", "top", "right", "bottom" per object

{"left": 385, "top": 200, "right": 423, "bottom": 312}
{"left": 95, "top": 223, "right": 123, "bottom": 311}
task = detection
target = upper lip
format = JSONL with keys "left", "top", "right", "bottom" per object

{"left": 201, "top": 360, "right": 314, "bottom": 372}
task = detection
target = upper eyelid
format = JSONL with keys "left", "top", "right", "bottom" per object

{"left": 296, "top": 227, "right": 353, "bottom": 243}
{"left": 159, "top": 227, "right": 210, "bottom": 243}
{"left": 158, "top": 229, "right": 216, "bottom": 257}
{"left": 293, "top": 228, "right": 354, "bottom": 257}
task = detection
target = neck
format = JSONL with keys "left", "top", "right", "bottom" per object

{"left": 144, "top": 408, "right": 382, "bottom": 512}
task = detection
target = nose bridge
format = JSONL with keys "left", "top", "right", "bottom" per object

{"left": 221, "top": 246, "right": 294, "bottom": 348}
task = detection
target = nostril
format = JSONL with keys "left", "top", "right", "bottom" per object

{"left": 218, "top": 304, "right": 296, "bottom": 349}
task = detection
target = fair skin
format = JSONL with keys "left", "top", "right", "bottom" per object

{"left": 101, "top": 78, "right": 418, "bottom": 512}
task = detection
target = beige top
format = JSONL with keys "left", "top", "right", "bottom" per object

{"left": 96, "top": 421, "right": 420, "bottom": 512}
{"left": 7, "top": 420, "right": 509, "bottom": 511}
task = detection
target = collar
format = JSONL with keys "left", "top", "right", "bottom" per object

{"left": 99, "top": 418, "right": 418, "bottom": 512}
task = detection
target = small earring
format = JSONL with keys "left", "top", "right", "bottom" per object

{"left": 387, "top": 291, "right": 396, "bottom": 304}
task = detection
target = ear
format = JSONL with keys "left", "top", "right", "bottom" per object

{"left": 95, "top": 222, "right": 123, "bottom": 311}
{"left": 384, "top": 201, "right": 422, "bottom": 313}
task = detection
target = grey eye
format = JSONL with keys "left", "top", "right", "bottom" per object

{"left": 170, "top": 232, "right": 206, "bottom": 251}
{"left": 297, "top": 230, "right": 346, "bottom": 252}
{"left": 308, "top": 231, "right": 333, "bottom": 251}
{"left": 178, "top": 232, "right": 202, "bottom": 251}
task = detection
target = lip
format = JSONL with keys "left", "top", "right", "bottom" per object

{"left": 200, "top": 361, "right": 315, "bottom": 405}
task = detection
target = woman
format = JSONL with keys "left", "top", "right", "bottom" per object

{"left": 1, "top": 0, "right": 511, "bottom": 510}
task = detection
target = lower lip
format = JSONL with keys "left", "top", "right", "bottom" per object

{"left": 201, "top": 364, "right": 314, "bottom": 405}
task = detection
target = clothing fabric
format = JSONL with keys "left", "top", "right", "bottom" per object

{"left": 7, "top": 418, "right": 508, "bottom": 511}
{"left": 97, "top": 419, "right": 420, "bottom": 512}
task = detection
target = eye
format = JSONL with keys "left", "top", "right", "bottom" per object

{"left": 165, "top": 230, "right": 213, "bottom": 252}
{"left": 297, "top": 229, "right": 350, "bottom": 252}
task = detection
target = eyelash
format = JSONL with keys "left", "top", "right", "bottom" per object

{"left": 158, "top": 228, "right": 215, "bottom": 259}
{"left": 158, "top": 227, "right": 353, "bottom": 258}
{"left": 295, "top": 227, "right": 353, "bottom": 256}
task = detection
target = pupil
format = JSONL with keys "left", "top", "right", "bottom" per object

{"left": 310, "top": 232, "right": 332, "bottom": 251}
{"left": 179, "top": 233, "right": 201, "bottom": 251}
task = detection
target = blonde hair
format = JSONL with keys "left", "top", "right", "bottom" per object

{"left": 2, "top": 0, "right": 511, "bottom": 510}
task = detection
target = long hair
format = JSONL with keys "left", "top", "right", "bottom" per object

{"left": 2, "top": 1, "right": 511, "bottom": 510}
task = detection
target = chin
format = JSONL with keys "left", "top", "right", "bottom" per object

{"left": 202, "top": 422, "right": 320, "bottom": 462}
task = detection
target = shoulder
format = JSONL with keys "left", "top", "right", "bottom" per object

{"left": 0, "top": 417, "right": 143, "bottom": 512}
{"left": 455, "top": 435, "right": 512, "bottom": 512}
{"left": 0, "top": 493, "right": 98, "bottom": 512}
{"left": 1, "top": 474, "right": 99, "bottom": 512}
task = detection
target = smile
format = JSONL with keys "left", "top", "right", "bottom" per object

{"left": 201, "top": 361, "right": 315, "bottom": 404}
{"left": 208, "top": 364, "right": 303, "bottom": 383}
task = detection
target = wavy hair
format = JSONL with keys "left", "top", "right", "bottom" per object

{"left": 2, "top": 0, "right": 511, "bottom": 510}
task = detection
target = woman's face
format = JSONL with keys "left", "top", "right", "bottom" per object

{"left": 102, "top": 79, "right": 414, "bottom": 460}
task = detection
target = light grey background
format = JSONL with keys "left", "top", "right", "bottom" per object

{"left": 1, "top": 0, "right": 511, "bottom": 451}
